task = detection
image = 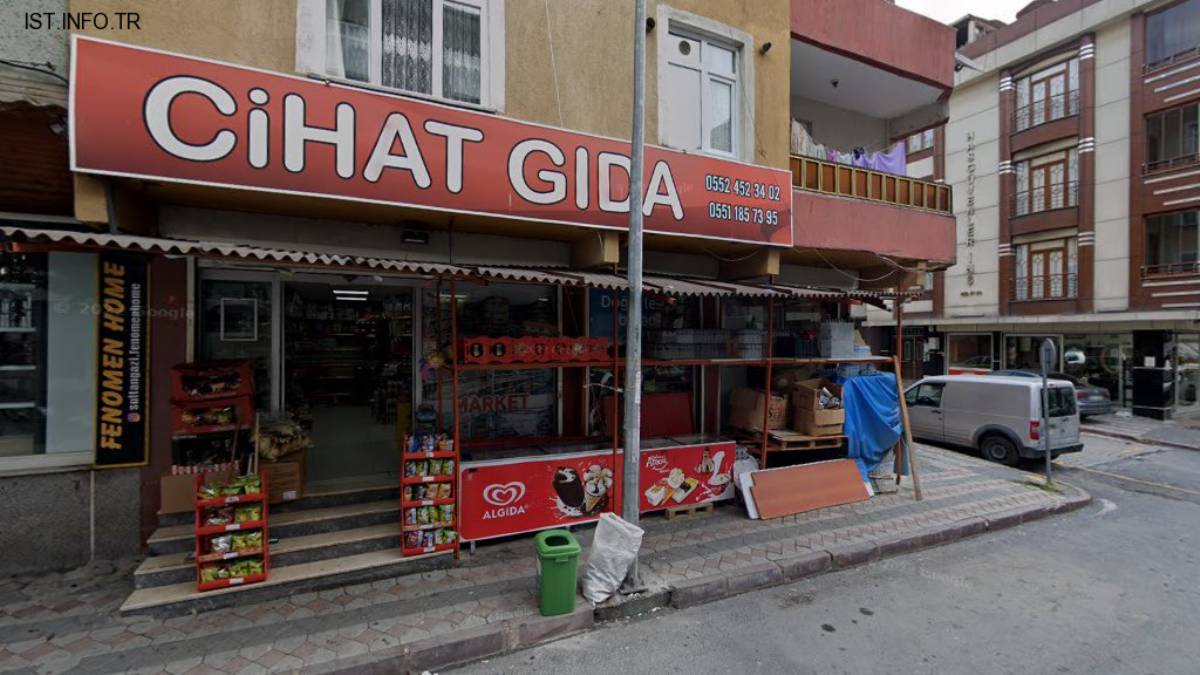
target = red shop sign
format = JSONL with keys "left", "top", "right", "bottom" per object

{"left": 70, "top": 36, "right": 793, "bottom": 247}
{"left": 459, "top": 441, "right": 737, "bottom": 541}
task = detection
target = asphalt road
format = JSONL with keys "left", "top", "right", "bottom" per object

{"left": 455, "top": 433, "right": 1200, "bottom": 675}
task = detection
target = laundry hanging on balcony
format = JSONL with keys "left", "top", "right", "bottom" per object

{"left": 789, "top": 119, "right": 908, "bottom": 177}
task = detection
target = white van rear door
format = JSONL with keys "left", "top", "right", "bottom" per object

{"left": 1044, "top": 384, "right": 1081, "bottom": 450}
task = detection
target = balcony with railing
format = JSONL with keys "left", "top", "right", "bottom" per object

{"left": 1143, "top": 261, "right": 1200, "bottom": 277}
{"left": 1013, "top": 90, "right": 1080, "bottom": 133}
{"left": 1011, "top": 182, "right": 1079, "bottom": 217}
{"left": 1011, "top": 273, "right": 1078, "bottom": 302}
{"left": 1145, "top": 152, "right": 1200, "bottom": 174}
{"left": 786, "top": 8, "right": 956, "bottom": 268}
{"left": 790, "top": 155, "right": 952, "bottom": 214}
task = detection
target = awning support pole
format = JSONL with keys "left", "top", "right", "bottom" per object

{"left": 620, "top": 0, "right": 647, "bottom": 592}
{"left": 436, "top": 277, "right": 444, "bottom": 433}
{"left": 450, "top": 276, "right": 463, "bottom": 555}
{"left": 892, "top": 299, "right": 922, "bottom": 501}
{"left": 760, "top": 295, "right": 775, "bottom": 467}
{"left": 610, "top": 286, "right": 620, "bottom": 513}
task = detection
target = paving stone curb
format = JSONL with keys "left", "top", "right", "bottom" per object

{"left": 666, "top": 484, "right": 1091, "bottom": 612}
{"left": 314, "top": 604, "right": 594, "bottom": 674}
{"left": 1082, "top": 425, "right": 1199, "bottom": 452}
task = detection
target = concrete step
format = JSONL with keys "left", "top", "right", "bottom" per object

{"left": 146, "top": 500, "right": 400, "bottom": 555}
{"left": 155, "top": 481, "right": 400, "bottom": 528}
{"left": 121, "top": 547, "right": 454, "bottom": 616}
{"left": 133, "top": 523, "right": 402, "bottom": 589}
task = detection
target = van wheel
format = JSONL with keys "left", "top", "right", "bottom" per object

{"left": 980, "top": 434, "right": 1020, "bottom": 466}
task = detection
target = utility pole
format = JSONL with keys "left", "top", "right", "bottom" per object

{"left": 621, "top": 0, "right": 647, "bottom": 590}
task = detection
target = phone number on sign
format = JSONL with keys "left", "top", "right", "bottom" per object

{"left": 707, "top": 202, "right": 780, "bottom": 226}
{"left": 704, "top": 174, "right": 783, "bottom": 201}
{"left": 705, "top": 174, "right": 783, "bottom": 225}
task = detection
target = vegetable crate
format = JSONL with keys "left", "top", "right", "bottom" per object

{"left": 194, "top": 473, "right": 270, "bottom": 592}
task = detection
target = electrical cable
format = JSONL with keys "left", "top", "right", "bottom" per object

{"left": 0, "top": 58, "right": 68, "bottom": 84}
{"left": 543, "top": 0, "right": 564, "bottom": 128}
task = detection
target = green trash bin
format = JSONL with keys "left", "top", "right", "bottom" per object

{"left": 534, "top": 529, "right": 582, "bottom": 616}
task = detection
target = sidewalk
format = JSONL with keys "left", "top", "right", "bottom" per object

{"left": 0, "top": 446, "right": 1089, "bottom": 675}
{"left": 1083, "top": 413, "right": 1200, "bottom": 450}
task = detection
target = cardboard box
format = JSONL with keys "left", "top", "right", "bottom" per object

{"left": 792, "top": 379, "right": 845, "bottom": 436}
{"left": 159, "top": 470, "right": 233, "bottom": 514}
{"left": 260, "top": 449, "right": 306, "bottom": 503}
{"left": 729, "top": 387, "right": 788, "bottom": 431}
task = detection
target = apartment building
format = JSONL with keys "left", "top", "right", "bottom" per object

{"left": 0, "top": 0, "right": 954, "bottom": 576}
{"left": 868, "top": 0, "right": 1200, "bottom": 420}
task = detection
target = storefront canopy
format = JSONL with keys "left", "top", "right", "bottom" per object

{"left": 0, "top": 225, "right": 909, "bottom": 306}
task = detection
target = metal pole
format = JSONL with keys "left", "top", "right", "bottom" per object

{"left": 1041, "top": 371, "right": 1051, "bottom": 483}
{"left": 621, "top": 0, "right": 647, "bottom": 590}
{"left": 1039, "top": 337, "right": 1055, "bottom": 485}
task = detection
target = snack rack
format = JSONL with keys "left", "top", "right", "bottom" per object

{"left": 170, "top": 360, "right": 256, "bottom": 471}
{"left": 400, "top": 436, "right": 459, "bottom": 557}
{"left": 193, "top": 473, "right": 270, "bottom": 591}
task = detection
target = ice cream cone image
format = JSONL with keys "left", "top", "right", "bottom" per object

{"left": 582, "top": 468, "right": 614, "bottom": 515}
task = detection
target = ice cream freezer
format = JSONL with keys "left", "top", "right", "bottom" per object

{"left": 458, "top": 436, "right": 737, "bottom": 542}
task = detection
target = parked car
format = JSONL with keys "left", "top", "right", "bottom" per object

{"left": 905, "top": 375, "right": 1084, "bottom": 466}
{"left": 986, "top": 369, "right": 1114, "bottom": 417}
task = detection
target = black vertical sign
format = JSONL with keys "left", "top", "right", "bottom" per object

{"left": 94, "top": 253, "right": 150, "bottom": 467}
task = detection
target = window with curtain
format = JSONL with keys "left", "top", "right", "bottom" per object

{"left": 1013, "top": 148, "right": 1078, "bottom": 216}
{"left": 906, "top": 129, "right": 935, "bottom": 153}
{"left": 1145, "top": 209, "right": 1200, "bottom": 274}
{"left": 1013, "top": 58, "right": 1079, "bottom": 132}
{"left": 1145, "top": 103, "right": 1200, "bottom": 171}
{"left": 1147, "top": 0, "right": 1200, "bottom": 68}
{"left": 662, "top": 29, "right": 741, "bottom": 157}
{"left": 325, "top": 0, "right": 488, "bottom": 106}
{"left": 1013, "top": 237, "right": 1078, "bottom": 300}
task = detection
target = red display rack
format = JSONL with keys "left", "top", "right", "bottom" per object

{"left": 194, "top": 473, "right": 270, "bottom": 592}
{"left": 171, "top": 396, "right": 254, "bottom": 438}
{"left": 400, "top": 435, "right": 459, "bottom": 557}
{"left": 171, "top": 360, "right": 255, "bottom": 402}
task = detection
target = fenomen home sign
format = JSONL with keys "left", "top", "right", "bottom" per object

{"left": 70, "top": 36, "right": 792, "bottom": 247}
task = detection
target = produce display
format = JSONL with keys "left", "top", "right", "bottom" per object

{"left": 194, "top": 473, "right": 269, "bottom": 591}
{"left": 256, "top": 418, "right": 312, "bottom": 461}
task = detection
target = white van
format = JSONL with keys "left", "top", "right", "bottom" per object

{"left": 904, "top": 375, "right": 1083, "bottom": 465}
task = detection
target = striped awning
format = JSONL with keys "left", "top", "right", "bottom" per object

{"left": 0, "top": 225, "right": 471, "bottom": 276}
{"left": 0, "top": 225, "right": 911, "bottom": 303}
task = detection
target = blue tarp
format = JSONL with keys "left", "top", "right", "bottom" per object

{"left": 842, "top": 373, "right": 903, "bottom": 481}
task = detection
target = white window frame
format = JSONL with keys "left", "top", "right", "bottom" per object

{"left": 655, "top": 5, "right": 755, "bottom": 162}
{"left": 296, "top": 0, "right": 505, "bottom": 112}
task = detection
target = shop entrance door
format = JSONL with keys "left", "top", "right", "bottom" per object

{"left": 1175, "top": 334, "right": 1200, "bottom": 418}
{"left": 282, "top": 280, "right": 416, "bottom": 489}
{"left": 197, "top": 273, "right": 278, "bottom": 411}
{"left": 901, "top": 336, "right": 924, "bottom": 382}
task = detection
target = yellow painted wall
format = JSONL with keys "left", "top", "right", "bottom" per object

{"left": 507, "top": 0, "right": 791, "bottom": 169}
{"left": 68, "top": 0, "right": 296, "bottom": 72}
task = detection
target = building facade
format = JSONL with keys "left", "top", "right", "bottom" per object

{"left": 868, "top": 0, "right": 1200, "bottom": 420}
{"left": 0, "top": 0, "right": 954, "bottom": 576}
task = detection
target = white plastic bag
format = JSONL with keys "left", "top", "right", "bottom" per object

{"left": 581, "top": 512, "right": 644, "bottom": 604}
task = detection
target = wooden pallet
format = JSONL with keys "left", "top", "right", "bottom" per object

{"left": 664, "top": 501, "right": 714, "bottom": 521}
{"left": 764, "top": 430, "right": 845, "bottom": 452}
